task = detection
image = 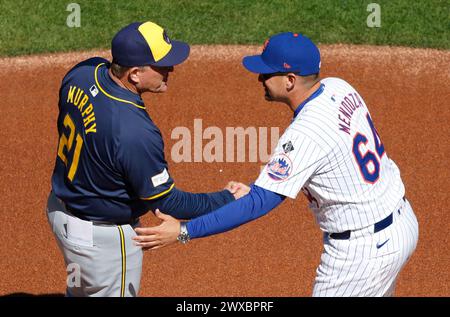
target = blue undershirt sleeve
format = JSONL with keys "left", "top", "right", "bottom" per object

{"left": 140, "top": 187, "right": 235, "bottom": 219}
{"left": 186, "top": 184, "right": 286, "bottom": 239}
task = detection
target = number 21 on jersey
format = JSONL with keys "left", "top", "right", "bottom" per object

{"left": 352, "top": 113, "right": 385, "bottom": 184}
{"left": 57, "top": 114, "right": 83, "bottom": 181}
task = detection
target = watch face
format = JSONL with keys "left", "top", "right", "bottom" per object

{"left": 178, "top": 222, "right": 190, "bottom": 244}
{"left": 178, "top": 236, "right": 186, "bottom": 244}
{"left": 177, "top": 233, "right": 190, "bottom": 244}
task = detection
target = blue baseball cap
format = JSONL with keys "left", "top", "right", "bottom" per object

{"left": 111, "top": 21, "right": 190, "bottom": 67}
{"left": 242, "top": 32, "right": 320, "bottom": 75}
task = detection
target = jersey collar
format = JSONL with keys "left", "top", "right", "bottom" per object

{"left": 293, "top": 82, "right": 324, "bottom": 119}
{"left": 95, "top": 63, "right": 146, "bottom": 109}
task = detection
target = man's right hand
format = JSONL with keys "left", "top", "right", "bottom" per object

{"left": 224, "top": 181, "right": 251, "bottom": 199}
{"left": 133, "top": 209, "right": 181, "bottom": 250}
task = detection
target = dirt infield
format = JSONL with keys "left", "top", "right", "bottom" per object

{"left": 0, "top": 45, "right": 448, "bottom": 297}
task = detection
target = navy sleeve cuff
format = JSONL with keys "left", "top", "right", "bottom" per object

{"left": 206, "top": 189, "right": 235, "bottom": 210}
{"left": 139, "top": 187, "right": 235, "bottom": 219}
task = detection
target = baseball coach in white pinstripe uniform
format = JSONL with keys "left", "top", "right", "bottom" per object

{"left": 134, "top": 32, "right": 419, "bottom": 297}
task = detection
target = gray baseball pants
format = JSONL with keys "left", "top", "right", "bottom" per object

{"left": 46, "top": 191, "right": 143, "bottom": 297}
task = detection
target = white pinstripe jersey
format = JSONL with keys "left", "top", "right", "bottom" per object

{"left": 255, "top": 77, "right": 405, "bottom": 233}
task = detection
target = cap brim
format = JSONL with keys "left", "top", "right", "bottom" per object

{"left": 242, "top": 55, "right": 277, "bottom": 74}
{"left": 152, "top": 40, "right": 190, "bottom": 67}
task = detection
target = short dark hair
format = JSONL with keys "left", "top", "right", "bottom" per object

{"left": 260, "top": 72, "right": 320, "bottom": 82}
{"left": 303, "top": 73, "right": 319, "bottom": 81}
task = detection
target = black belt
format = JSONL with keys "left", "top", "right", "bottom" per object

{"left": 328, "top": 197, "right": 406, "bottom": 240}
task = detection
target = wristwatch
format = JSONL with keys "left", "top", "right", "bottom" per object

{"left": 177, "top": 221, "right": 190, "bottom": 244}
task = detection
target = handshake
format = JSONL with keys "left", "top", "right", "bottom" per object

{"left": 133, "top": 180, "right": 251, "bottom": 250}
{"left": 224, "top": 181, "right": 251, "bottom": 199}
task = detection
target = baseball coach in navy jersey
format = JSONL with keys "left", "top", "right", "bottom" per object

{"left": 46, "top": 21, "right": 246, "bottom": 297}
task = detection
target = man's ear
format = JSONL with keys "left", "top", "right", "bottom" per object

{"left": 286, "top": 73, "right": 297, "bottom": 91}
{"left": 128, "top": 67, "right": 140, "bottom": 85}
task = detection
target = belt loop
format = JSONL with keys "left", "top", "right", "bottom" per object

{"left": 398, "top": 196, "right": 406, "bottom": 214}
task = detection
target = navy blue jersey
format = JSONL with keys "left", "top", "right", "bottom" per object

{"left": 51, "top": 57, "right": 174, "bottom": 223}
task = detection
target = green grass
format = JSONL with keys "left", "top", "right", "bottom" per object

{"left": 0, "top": 0, "right": 448, "bottom": 56}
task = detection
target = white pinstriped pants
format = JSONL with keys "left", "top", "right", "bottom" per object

{"left": 313, "top": 198, "right": 419, "bottom": 297}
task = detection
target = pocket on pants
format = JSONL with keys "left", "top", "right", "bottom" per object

{"left": 64, "top": 215, "right": 95, "bottom": 248}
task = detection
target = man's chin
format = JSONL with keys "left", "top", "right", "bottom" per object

{"left": 152, "top": 83, "right": 168, "bottom": 93}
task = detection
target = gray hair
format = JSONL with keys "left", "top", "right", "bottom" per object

{"left": 110, "top": 63, "right": 148, "bottom": 78}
